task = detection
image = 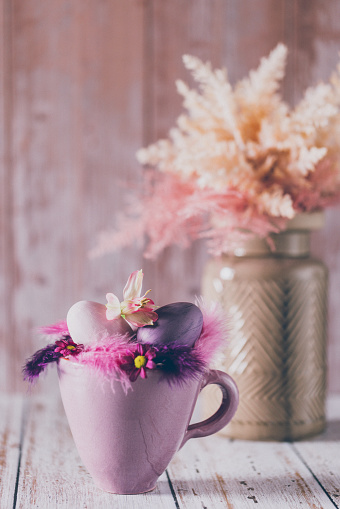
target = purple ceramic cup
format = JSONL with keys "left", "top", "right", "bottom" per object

{"left": 58, "top": 358, "right": 239, "bottom": 494}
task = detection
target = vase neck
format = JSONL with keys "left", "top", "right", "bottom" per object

{"left": 231, "top": 231, "right": 310, "bottom": 258}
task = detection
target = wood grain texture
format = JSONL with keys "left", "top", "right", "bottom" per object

{"left": 293, "top": 394, "right": 340, "bottom": 507}
{"left": 168, "top": 438, "right": 337, "bottom": 508}
{"left": 0, "top": 0, "right": 340, "bottom": 392}
{"left": 0, "top": 393, "right": 23, "bottom": 508}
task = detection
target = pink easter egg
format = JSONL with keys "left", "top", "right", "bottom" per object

{"left": 67, "top": 300, "right": 133, "bottom": 345}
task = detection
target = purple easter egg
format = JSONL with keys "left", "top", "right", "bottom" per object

{"left": 136, "top": 302, "right": 203, "bottom": 347}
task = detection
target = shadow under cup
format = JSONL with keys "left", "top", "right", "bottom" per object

{"left": 58, "top": 358, "right": 239, "bottom": 494}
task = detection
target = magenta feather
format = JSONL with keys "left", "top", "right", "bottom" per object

{"left": 38, "top": 320, "right": 69, "bottom": 336}
{"left": 194, "top": 299, "right": 229, "bottom": 363}
{"left": 74, "top": 334, "right": 133, "bottom": 391}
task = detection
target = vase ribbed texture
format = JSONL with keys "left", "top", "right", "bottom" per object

{"left": 202, "top": 230, "right": 328, "bottom": 441}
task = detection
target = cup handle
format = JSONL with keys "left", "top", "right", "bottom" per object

{"left": 179, "top": 369, "right": 239, "bottom": 448}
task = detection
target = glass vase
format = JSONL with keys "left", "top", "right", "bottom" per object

{"left": 201, "top": 213, "right": 328, "bottom": 440}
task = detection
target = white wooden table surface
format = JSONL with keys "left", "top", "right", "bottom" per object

{"left": 1, "top": 388, "right": 339, "bottom": 509}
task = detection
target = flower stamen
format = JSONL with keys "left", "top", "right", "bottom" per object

{"left": 134, "top": 355, "right": 147, "bottom": 369}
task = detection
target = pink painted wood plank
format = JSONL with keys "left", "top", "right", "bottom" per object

{"left": 7, "top": 0, "right": 146, "bottom": 391}
{"left": 8, "top": 1, "right": 85, "bottom": 391}
{"left": 0, "top": 0, "right": 16, "bottom": 391}
{"left": 75, "top": 0, "right": 145, "bottom": 303}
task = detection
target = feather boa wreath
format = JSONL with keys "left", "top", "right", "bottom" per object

{"left": 23, "top": 301, "right": 228, "bottom": 391}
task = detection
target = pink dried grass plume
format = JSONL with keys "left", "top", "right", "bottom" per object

{"left": 92, "top": 171, "right": 286, "bottom": 259}
{"left": 91, "top": 171, "right": 206, "bottom": 259}
{"left": 293, "top": 157, "right": 340, "bottom": 212}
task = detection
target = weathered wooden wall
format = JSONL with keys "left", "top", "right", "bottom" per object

{"left": 1, "top": 0, "right": 339, "bottom": 392}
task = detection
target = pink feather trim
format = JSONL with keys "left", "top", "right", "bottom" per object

{"left": 194, "top": 299, "right": 229, "bottom": 364}
{"left": 72, "top": 300, "right": 229, "bottom": 392}
{"left": 73, "top": 333, "right": 133, "bottom": 392}
{"left": 38, "top": 320, "right": 69, "bottom": 337}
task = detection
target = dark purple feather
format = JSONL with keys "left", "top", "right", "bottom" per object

{"left": 153, "top": 344, "right": 206, "bottom": 385}
{"left": 23, "top": 343, "right": 62, "bottom": 383}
